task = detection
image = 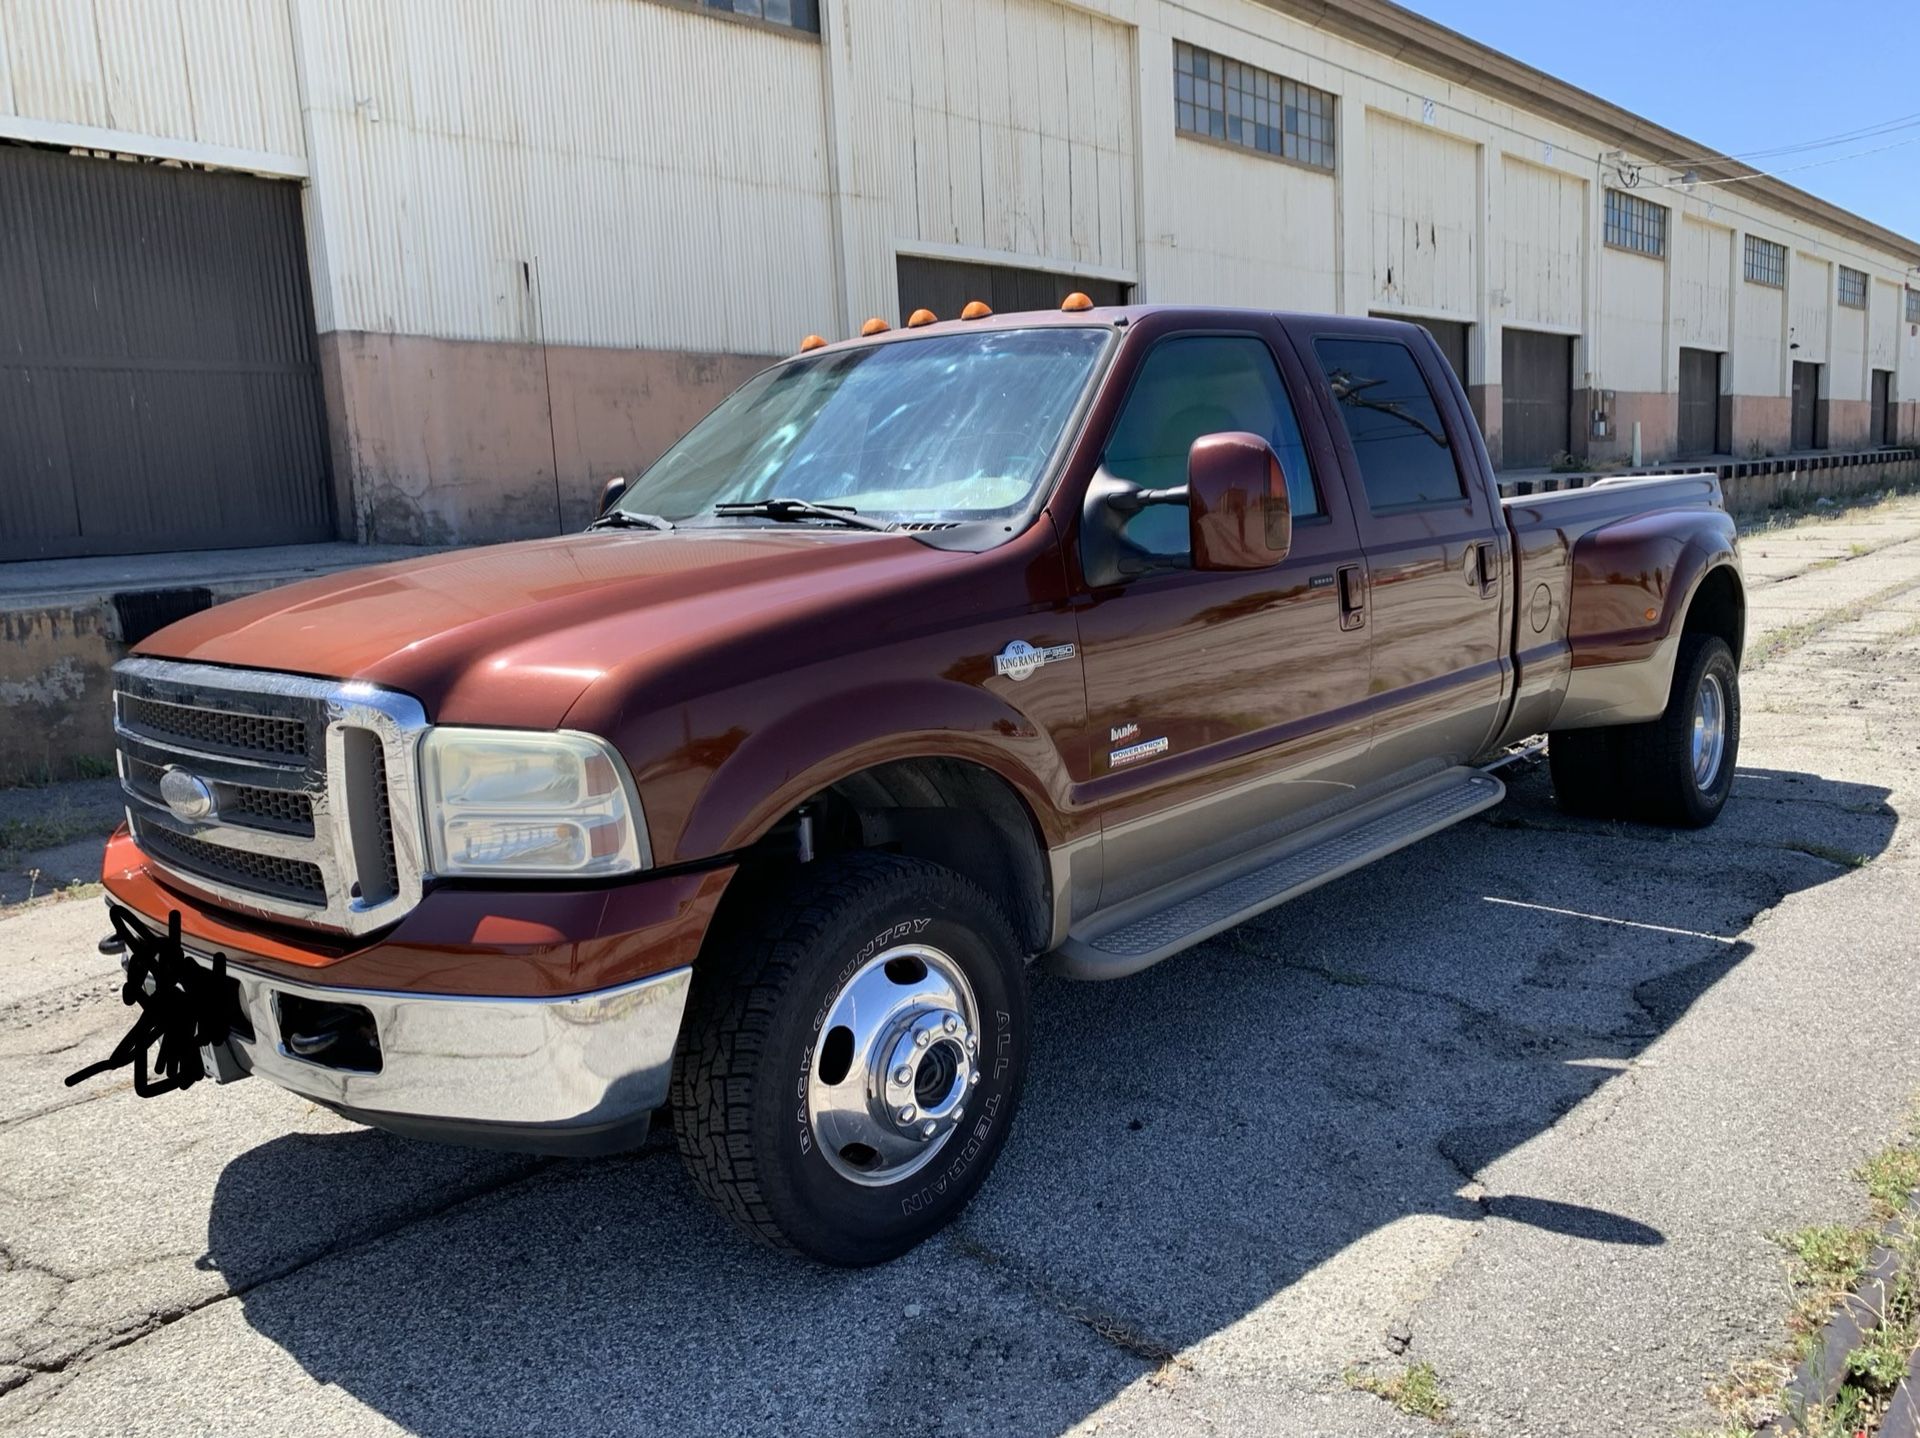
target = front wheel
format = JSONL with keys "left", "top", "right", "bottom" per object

{"left": 669, "top": 853, "right": 1029, "bottom": 1265}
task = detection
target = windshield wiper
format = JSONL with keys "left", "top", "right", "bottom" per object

{"left": 586, "top": 510, "right": 675, "bottom": 532}
{"left": 712, "top": 498, "right": 894, "bottom": 532}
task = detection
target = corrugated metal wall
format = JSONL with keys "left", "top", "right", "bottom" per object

{"left": 1367, "top": 113, "right": 1476, "bottom": 319}
{"left": 0, "top": 0, "right": 305, "bottom": 163}
{"left": 1790, "top": 252, "right": 1831, "bottom": 364}
{"left": 1673, "top": 218, "right": 1731, "bottom": 353}
{"left": 292, "top": 0, "right": 839, "bottom": 353}
{"left": 1500, "top": 157, "right": 1585, "bottom": 333}
{"left": 0, "top": 145, "right": 333, "bottom": 560}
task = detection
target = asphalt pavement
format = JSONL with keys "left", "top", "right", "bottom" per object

{"left": 4, "top": 493, "right": 1920, "bottom": 1437}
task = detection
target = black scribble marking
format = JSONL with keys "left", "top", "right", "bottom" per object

{"left": 65, "top": 906, "right": 231, "bottom": 1097}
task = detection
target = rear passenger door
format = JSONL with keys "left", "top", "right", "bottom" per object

{"left": 1290, "top": 321, "right": 1511, "bottom": 777}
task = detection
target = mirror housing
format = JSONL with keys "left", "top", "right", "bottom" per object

{"left": 1186, "top": 432, "right": 1291, "bottom": 570}
{"left": 599, "top": 475, "right": 629, "bottom": 515}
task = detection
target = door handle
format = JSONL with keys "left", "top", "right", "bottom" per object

{"left": 1472, "top": 541, "right": 1498, "bottom": 597}
{"left": 1337, "top": 563, "right": 1366, "bottom": 631}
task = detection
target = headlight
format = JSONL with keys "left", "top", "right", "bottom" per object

{"left": 420, "top": 729, "right": 650, "bottom": 878}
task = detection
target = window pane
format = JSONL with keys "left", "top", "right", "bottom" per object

{"left": 1313, "top": 338, "right": 1463, "bottom": 509}
{"left": 1103, "top": 336, "right": 1321, "bottom": 555}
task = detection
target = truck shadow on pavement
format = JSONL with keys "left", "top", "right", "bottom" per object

{"left": 201, "top": 762, "right": 1895, "bottom": 1437}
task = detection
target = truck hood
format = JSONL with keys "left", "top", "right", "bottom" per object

{"left": 136, "top": 528, "right": 955, "bottom": 729}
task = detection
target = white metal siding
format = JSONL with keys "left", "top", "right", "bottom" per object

{"left": 1733, "top": 268, "right": 1786, "bottom": 397}
{"left": 833, "top": 0, "right": 1137, "bottom": 322}
{"left": 0, "top": 0, "right": 304, "bottom": 162}
{"left": 1367, "top": 112, "right": 1476, "bottom": 319}
{"left": 1599, "top": 245, "right": 1664, "bottom": 392}
{"left": 1791, "top": 252, "right": 1830, "bottom": 366}
{"left": 1673, "top": 218, "right": 1731, "bottom": 353}
{"left": 294, "top": 0, "right": 837, "bottom": 352}
{"left": 1500, "top": 156, "right": 1584, "bottom": 332}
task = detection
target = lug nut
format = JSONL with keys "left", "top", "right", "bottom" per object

{"left": 968, "top": 1070, "right": 980, "bottom": 1086}
{"left": 915, "top": 1030, "right": 931, "bottom": 1047}
{"left": 921, "top": 1121, "right": 937, "bottom": 1137}
{"left": 943, "top": 1014, "right": 958, "bottom": 1034}
{"left": 894, "top": 1065, "right": 913, "bottom": 1085}
{"left": 950, "top": 1106, "right": 963, "bottom": 1123}
{"left": 898, "top": 1105, "right": 917, "bottom": 1123}
{"left": 967, "top": 1035, "right": 978, "bottom": 1053}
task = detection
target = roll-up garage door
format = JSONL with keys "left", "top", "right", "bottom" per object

{"left": 0, "top": 144, "right": 334, "bottom": 561}
{"left": 1500, "top": 329, "right": 1573, "bottom": 470}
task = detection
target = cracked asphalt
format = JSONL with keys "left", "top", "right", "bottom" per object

{"left": 5, "top": 494, "right": 1920, "bottom": 1436}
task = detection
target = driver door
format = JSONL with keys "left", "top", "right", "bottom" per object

{"left": 1070, "top": 325, "right": 1376, "bottom": 910}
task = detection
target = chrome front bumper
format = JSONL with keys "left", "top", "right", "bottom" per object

{"left": 126, "top": 915, "right": 692, "bottom": 1153}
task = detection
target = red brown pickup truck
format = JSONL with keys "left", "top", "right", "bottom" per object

{"left": 89, "top": 300, "right": 1742, "bottom": 1264}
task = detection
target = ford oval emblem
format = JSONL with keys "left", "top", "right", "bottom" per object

{"left": 158, "top": 767, "right": 216, "bottom": 822}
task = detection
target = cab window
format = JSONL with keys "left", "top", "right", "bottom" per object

{"left": 1102, "top": 335, "right": 1322, "bottom": 555}
{"left": 1311, "top": 337, "right": 1465, "bottom": 510}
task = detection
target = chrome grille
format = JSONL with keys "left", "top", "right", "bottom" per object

{"left": 112, "top": 658, "right": 426, "bottom": 935}
{"left": 123, "top": 755, "right": 315, "bottom": 837}
{"left": 118, "top": 692, "right": 308, "bottom": 760}
{"left": 134, "top": 826, "right": 327, "bottom": 905}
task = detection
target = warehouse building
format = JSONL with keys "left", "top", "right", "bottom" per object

{"left": 2, "top": 0, "right": 1918, "bottom": 562}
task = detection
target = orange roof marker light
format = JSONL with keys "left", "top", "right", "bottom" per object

{"left": 960, "top": 300, "right": 993, "bottom": 320}
{"left": 906, "top": 308, "right": 938, "bottom": 328}
{"left": 798, "top": 334, "right": 828, "bottom": 353}
{"left": 1061, "top": 292, "right": 1094, "bottom": 312}
{"left": 860, "top": 317, "right": 891, "bottom": 336}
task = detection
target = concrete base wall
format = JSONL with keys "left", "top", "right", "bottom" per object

{"left": 1468, "top": 384, "right": 1502, "bottom": 470}
{"left": 1823, "top": 399, "right": 1873, "bottom": 451}
{"left": 319, "top": 333, "right": 774, "bottom": 546}
{"left": 1728, "top": 395, "right": 1793, "bottom": 458}
{"left": 1578, "top": 389, "right": 1674, "bottom": 466}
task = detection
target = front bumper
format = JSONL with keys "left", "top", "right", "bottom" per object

{"left": 127, "top": 911, "right": 693, "bottom": 1154}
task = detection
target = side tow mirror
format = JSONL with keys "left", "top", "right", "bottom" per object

{"left": 1185, "top": 432, "right": 1291, "bottom": 570}
{"left": 599, "top": 475, "right": 629, "bottom": 515}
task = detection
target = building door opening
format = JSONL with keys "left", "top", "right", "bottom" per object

{"left": 1500, "top": 329, "right": 1573, "bottom": 469}
{"left": 895, "top": 255, "right": 1129, "bottom": 323}
{"left": 1373, "top": 315, "right": 1470, "bottom": 394}
{"left": 1871, "top": 370, "right": 1893, "bottom": 448}
{"left": 1791, "top": 362, "right": 1824, "bottom": 451}
{"left": 0, "top": 144, "right": 333, "bottom": 561}
{"left": 1677, "top": 348, "right": 1723, "bottom": 457}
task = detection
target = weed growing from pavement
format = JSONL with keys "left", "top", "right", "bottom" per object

{"left": 1781, "top": 842, "right": 1873, "bottom": 870}
{"left": 1344, "top": 1361, "right": 1450, "bottom": 1421}
{"left": 1696, "top": 1108, "right": 1920, "bottom": 1436}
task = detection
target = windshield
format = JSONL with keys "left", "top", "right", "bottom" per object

{"left": 613, "top": 327, "right": 1111, "bottom": 527}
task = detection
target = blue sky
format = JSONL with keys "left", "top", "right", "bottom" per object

{"left": 1400, "top": 0, "right": 1920, "bottom": 244}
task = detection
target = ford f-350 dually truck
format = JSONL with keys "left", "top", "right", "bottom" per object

{"left": 84, "top": 300, "right": 1742, "bottom": 1264}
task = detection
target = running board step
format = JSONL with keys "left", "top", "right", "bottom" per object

{"left": 1049, "top": 767, "right": 1506, "bottom": 980}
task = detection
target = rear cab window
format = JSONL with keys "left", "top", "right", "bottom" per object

{"left": 1310, "top": 337, "right": 1465, "bottom": 511}
{"left": 1102, "top": 335, "right": 1322, "bottom": 556}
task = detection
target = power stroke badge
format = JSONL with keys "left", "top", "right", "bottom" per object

{"left": 992, "top": 639, "right": 1075, "bottom": 682}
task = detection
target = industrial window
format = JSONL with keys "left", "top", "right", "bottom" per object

{"left": 1312, "top": 337, "right": 1465, "bottom": 510}
{"left": 1173, "top": 41, "right": 1336, "bottom": 171}
{"left": 1744, "top": 235, "right": 1787, "bottom": 288}
{"left": 687, "top": 0, "right": 817, "bottom": 32}
{"left": 1837, "top": 267, "right": 1868, "bottom": 310}
{"left": 1604, "top": 190, "right": 1666, "bottom": 259}
{"left": 1909, "top": 289, "right": 1920, "bottom": 324}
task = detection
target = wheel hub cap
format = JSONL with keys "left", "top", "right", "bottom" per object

{"left": 1692, "top": 671, "right": 1727, "bottom": 791}
{"left": 807, "top": 945, "right": 981, "bottom": 1186}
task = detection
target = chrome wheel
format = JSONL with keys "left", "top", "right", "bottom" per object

{"left": 1691, "top": 671, "right": 1728, "bottom": 791}
{"left": 807, "top": 944, "right": 981, "bottom": 1187}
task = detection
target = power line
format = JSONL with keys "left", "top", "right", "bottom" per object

{"left": 1658, "top": 132, "right": 1920, "bottom": 190}
{"left": 1656, "top": 109, "right": 1920, "bottom": 167}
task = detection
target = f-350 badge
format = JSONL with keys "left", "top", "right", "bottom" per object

{"left": 993, "top": 639, "right": 1076, "bottom": 682}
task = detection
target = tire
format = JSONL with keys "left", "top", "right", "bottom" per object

{"left": 1547, "top": 632, "right": 1740, "bottom": 828}
{"left": 1616, "top": 633, "right": 1740, "bottom": 827}
{"left": 669, "top": 852, "right": 1029, "bottom": 1265}
{"left": 1547, "top": 725, "right": 1621, "bottom": 817}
